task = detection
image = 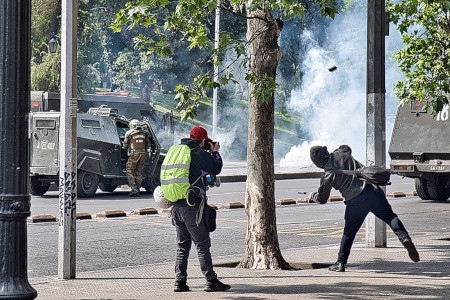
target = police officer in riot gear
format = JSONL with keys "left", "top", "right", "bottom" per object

{"left": 122, "top": 119, "right": 151, "bottom": 196}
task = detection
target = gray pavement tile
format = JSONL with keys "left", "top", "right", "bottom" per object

{"left": 30, "top": 235, "right": 450, "bottom": 300}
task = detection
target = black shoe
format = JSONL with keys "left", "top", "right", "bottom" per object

{"left": 402, "top": 238, "right": 420, "bottom": 262}
{"left": 128, "top": 188, "right": 140, "bottom": 197}
{"left": 204, "top": 278, "right": 231, "bottom": 292}
{"left": 174, "top": 281, "right": 189, "bottom": 292}
{"left": 328, "top": 261, "right": 345, "bottom": 272}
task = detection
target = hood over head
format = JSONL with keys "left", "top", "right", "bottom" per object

{"left": 310, "top": 146, "right": 330, "bottom": 168}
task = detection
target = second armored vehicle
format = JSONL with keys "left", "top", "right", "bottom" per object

{"left": 389, "top": 101, "right": 450, "bottom": 201}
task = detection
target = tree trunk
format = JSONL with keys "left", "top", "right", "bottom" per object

{"left": 238, "top": 7, "right": 291, "bottom": 270}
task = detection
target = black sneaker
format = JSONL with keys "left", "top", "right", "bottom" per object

{"left": 402, "top": 238, "right": 420, "bottom": 262}
{"left": 328, "top": 261, "right": 345, "bottom": 272}
{"left": 174, "top": 281, "right": 189, "bottom": 292}
{"left": 128, "top": 188, "right": 140, "bottom": 197}
{"left": 204, "top": 278, "right": 231, "bottom": 292}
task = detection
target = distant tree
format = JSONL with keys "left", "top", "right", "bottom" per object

{"left": 77, "top": 0, "right": 125, "bottom": 92}
{"left": 112, "top": 0, "right": 337, "bottom": 270}
{"left": 110, "top": 49, "right": 177, "bottom": 96}
{"left": 31, "top": 0, "right": 60, "bottom": 62}
{"left": 30, "top": 0, "right": 130, "bottom": 93}
{"left": 111, "top": 50, "right": 142, "bottom": 91}
{"left": 30, "top": 0, "right": 61, "bottom": 92}
{"left": 30, "top": 0, "right": 228, "bottom": 95}
{"left": 387, "top": 0, "right": 450, "bottom": 115}
{"left": 31, "top": 51, "right": 61, "bottom": 92}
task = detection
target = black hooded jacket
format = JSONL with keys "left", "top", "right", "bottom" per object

{"left": 312, "top": 145, "right": 367, "bottom": 203}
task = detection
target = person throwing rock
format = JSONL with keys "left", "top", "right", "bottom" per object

{"left": 308, "top": 144, "right": 420, "bottom": 272}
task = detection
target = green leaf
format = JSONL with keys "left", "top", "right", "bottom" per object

{"left": 389, "top": 0, "right": 450, "bottom": 116}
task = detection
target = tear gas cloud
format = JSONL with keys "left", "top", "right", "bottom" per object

{"left": 170, "top": 3, "right": 404, "bottom": 165}
{"left": 280, "top": 4, "right": 404, "bottom": 168}
{"left": 169, "top": 51, "right": 248, "bottom": 160}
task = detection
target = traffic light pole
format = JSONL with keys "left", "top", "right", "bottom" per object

{"left": 0, "top": 0, "right": 38, "bottom": 298}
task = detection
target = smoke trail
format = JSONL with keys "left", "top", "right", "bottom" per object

{"left": 280, "top": 5, "right": 403, "bottom": 168}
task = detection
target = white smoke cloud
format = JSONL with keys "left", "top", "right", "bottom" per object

{"left": 280, "top": 5, "right": 404, "bottom": 167}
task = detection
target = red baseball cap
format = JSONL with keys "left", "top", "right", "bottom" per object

{"left": 190, "top": 126, "right": 212, "bottom": 141}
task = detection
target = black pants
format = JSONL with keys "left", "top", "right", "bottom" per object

{"left": 171, "top": 200, "right": 217, "bottom": 282}
{"left": 338, "top": 185, "right": 410, "bottom": 263}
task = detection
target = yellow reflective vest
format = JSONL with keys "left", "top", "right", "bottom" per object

{"left": 160, "top": 144, "right": 191, "bottom": 202}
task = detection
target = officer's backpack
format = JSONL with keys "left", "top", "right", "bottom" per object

{"left": 160, "top": 144, "right": 191, "bottom": 202}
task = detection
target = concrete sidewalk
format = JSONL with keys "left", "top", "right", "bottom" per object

{"left": 29, "top": 234, "right": 449, "bottom": 299}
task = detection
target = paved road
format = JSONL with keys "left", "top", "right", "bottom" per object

{"left": 25, "top": 170, "right": 450, "bottom": 299}
{"left": 27, "top": 191, "right": 448, "bottom": 279}
{"left": 29, "top": 174, "right": 416, "bottom": 217}
{"left": 30, "top": 231, "right": 450, "bottom": 300}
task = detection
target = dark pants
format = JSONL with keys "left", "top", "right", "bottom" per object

{"left": 126, "top": 152, "right": 146, "bottom": 188}
{"left": 171, "top": 201, "right": 217, "bottom": 282}
{"left": 338, "top": 185, "right": 410, "bottom": 264}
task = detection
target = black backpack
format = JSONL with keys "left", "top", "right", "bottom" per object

{"left": 331, "top": 166, "right": 391, "bottom": 186}
{"left": 329, "top": 156, "right": 391, "bottom": 186}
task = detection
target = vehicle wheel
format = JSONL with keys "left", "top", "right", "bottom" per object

{"left": 30, "top": 176, "right": 50, "bottom": 196}
{"left": 98, "top": 182, "right": 118, "bottom": 193}
{"left": 426, "top": 175, "right": 450, "bottom": 201}
{"left": 415, "top": 178, "right": 431, "bottom": 200}
{"left": 77, "top": 170, "right": 99, "bottom": 198}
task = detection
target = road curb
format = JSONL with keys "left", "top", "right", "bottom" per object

{"left": 28, "top": 214, "right": 57, "bottom": 223}
{"left": 28, "top": 191, "right": 418, "bottom": 221}
{"left": 277, "top": 198, "right": 297, "bottom": 205}
{"left": 76, "top": 212, "right": 92, "bottom": 220}
{"left": 95, "top": 210, "right": 127, "bottom": 218}
{"left": 130, "top": 207, "right": 158, "bottom": 215}
{"left": 223, "top": 202, "right": 245, "bottom": 209}
{"left": 388, "top": 191, "right": 406, "bottom": 198}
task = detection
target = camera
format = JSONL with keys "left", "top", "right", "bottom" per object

{"left": 205, "top": 174, "right": 221, "bottom": 188}
{"left": 203, "top": 141, "right": 217, "bottom": 151}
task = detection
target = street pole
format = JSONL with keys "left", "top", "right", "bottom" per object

{"left": 366, "top": 0, "right": 387, "bottom": 247}
{"left": 0, "top": 0, "right": 38, "bottom": 298}
{"left": 58, "top": 0, "right": 78, "bottom": 279}
{"left": 212, "top": 1, "right": 220, "bottom": 137}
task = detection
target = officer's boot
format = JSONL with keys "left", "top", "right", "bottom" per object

{"left": 129, "top": 186, "right": 140, "bottom": 197}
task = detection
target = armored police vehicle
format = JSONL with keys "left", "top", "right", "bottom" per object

{"left": 389, "top": 101, "right": 450, "bottom": 201}
{"left": 29, "top": 106, "right": 163, "bottom": 197}
{"left": 31, "top": 91, "right": 174, "bottom": 150}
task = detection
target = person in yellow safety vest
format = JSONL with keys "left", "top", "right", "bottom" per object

{"left": 122, "top": 119, "right": 151, "bottom": 196}
{"left": 160, "top": 144, "right": 192, "bottom": 202}
{"left": 168, "top": 126, "right": 230, "bottom": 293}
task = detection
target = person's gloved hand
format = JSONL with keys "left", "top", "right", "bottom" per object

{"left": 307, "top": 192, "right": 318, "bottom": 203}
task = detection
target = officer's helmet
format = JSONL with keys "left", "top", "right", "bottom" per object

{"left": 129, "top": 119, "right": 140, "bottom": 129}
